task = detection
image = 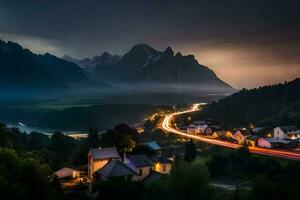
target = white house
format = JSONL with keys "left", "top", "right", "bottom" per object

{"left": 193, "top": 121, "right": 209, "bottom": 134}
{"left": 187, "top": 125, "right": 201, "bottom": 134}
{"left": 273, "top": 126, "right": 300, "bottom": 140}
{"left": 187, "top": 122, "right": 213, "bottom": 135}
{"left": 53, "top": 167, "right": 80, "bottom": 179}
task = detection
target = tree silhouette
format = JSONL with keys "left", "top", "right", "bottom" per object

{"left": 184, "top": 139, "right": 197, "bottom": 162}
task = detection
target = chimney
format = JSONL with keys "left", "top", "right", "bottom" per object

{"left": 123, "top": 152, "right": 127, "bottom": 162}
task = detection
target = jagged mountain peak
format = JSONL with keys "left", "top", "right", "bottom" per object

{"left": 59, "top": 43, "right": 233, "bottom": 92}
{"left": 92, "top": 52, "right": 114, "bottom": 62}
{"left": 44, "top": 52, "right": 54, "bottom": 57}
{"left": 0, "top": 40, "right": 27, "bottom": 55}
{"left": 88, "top": 43, "right": 234, "bottom": 92}
{"left": 164, "top": 46, "right": 174, "bottom": 57}
{"left": 132, "top": 44, "right": 157, "bottom": 55}
{"left": 62, "top": 54, "right": 79, "bottom": 62}
{"left": 121, "top": 44, "right": 158, "bottom": 66}
{"left": 101, "top": 52, "right": 112, "bottom": 57}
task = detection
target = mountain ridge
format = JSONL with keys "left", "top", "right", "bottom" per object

{"left": 62, "top": 52, "right": 120, "bottom": 72}
{"left": 0, "top": 39, "right": 92, "bottom": 90}
{"left": 0, "top": 39, "right": 234, "bottom": 94}
{"left": 85, "top": 44, "right": 234, "bottom": 92}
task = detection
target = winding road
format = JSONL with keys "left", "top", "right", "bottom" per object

{"left": 161, "top": 103, "right": 300, "bottom": 161}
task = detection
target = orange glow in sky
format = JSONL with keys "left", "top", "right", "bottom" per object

{"left": 176, "top": 42, "right": 300, "bottom": 89}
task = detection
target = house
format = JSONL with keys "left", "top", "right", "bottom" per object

{"left": 274, "top": 126, "right": 300, "bottom": 140}
{"left": 257, "top": 138, "right": 293, "bottom": 149}
{"left": 88, "top": 147, "right": 120, "bottom": 180}
{"left": 125, "top": 154, "right": 155, "bottom": 181}
{"left": 193, "top": 122, "right": 211, "bottom": 134}
{"left": 144, "top": 141, "right": 162, "bottom": 156}
{"left": 95, "top": 159, "right": 137, "bottom": 182}
{"left": 187, "top": 123, "right": 213, "bottom": 135}
{"left": 187, "top": 125, "right": 201, "bottom": 134}
{"left": 232, "top": 130, "right": 249, "bottom": 144}
{"left": 53, "top": 167, "right": 80, "bottom": 179}
{"left": 152, "top": 156, "right": 172, "bottom": 174}
{"left": 244, "top": 135, "right": 260, "bottom": 147}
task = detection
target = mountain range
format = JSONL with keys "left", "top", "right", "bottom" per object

{"left": 0, "top": 39, "right": 91, "bottom": 90}
{"left": 62, "top": 52, "right": 120, "bottom": 72}
{"left": 0, "top": 39, "right": 234, "bottom": 94}
{"left": 64, "top": 44, "right": 234, "bottom": 92}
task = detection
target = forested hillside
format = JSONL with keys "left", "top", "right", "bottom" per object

{"left": 199, "top": 78, "right": 300, "bottom": 128}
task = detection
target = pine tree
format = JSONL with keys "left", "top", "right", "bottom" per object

{"left": 184, "top": 139, "right": 197, "bottom": 162}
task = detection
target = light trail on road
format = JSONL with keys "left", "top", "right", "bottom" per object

{"left": 161, "top": 103, "right": 300, "bottom": 161}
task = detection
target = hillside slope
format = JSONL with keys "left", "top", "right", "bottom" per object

{"left": 0, "top": 39, "right": 91, "bottom": 90}
{"left": 199, "top": 78, "right": 300, "bottom": 128}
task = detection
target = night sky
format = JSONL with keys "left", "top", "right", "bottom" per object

{"left": 1, "top": 0, "right": 300, "bottom": 88}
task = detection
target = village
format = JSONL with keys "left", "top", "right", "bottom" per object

{"left": 52, "top": 139, "right": 174, "bottom": 198}
{"left": 50, "top": 108, "right": 300, "bottom": 199}
{"left": 184, "top": 120, "right": 300, "bottom": 149}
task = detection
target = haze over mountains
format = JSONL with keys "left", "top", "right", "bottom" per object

{"left": 63, "top": 44, "right": 234, "bottom": 92}
{"left": 62, "top": 52, "right": 120, "bottom": 72}
{"left": 0, "top": 39, "right": 234, "bottom": 97}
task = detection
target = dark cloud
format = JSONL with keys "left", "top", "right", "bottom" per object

{"left": 0, "top": 0, "right": 300, "bottom": 88}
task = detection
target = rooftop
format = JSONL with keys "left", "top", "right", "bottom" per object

{"left": 264, "top": 138, "right": 292, "bottom": 144}
{"left": 235, "top": 129, "right": 250, "bottom": 136}
{"left": 53, "top": 167, "right": 75, "bottom": 179}
{"left": 96, "top": 159, "right": 136, "bottom": 178}
{"left": 142, "top": 171, "right": 163, "bottom": 187}
{"left": 278, "top": 126, "right": 299, "bottom": 132}
{"left": 251, "top": 127, "right": 265, "bottom": 132}
{"left": 151, "top": 156, "right": 172, "bottom": 164}
{"left": 245, "top": 135, "right": 260, "bottom": 141}
{"left": 193, "top": 121, "right": 206, "bottom": 125}
{"left": 90, "top": 147, "right": 120, "bottom": 160}
{"left": 127, "top": 154, "right": 154, "bottom": 168}
{"left": 144, "top": 141, "right": 162, "bottom": 151}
